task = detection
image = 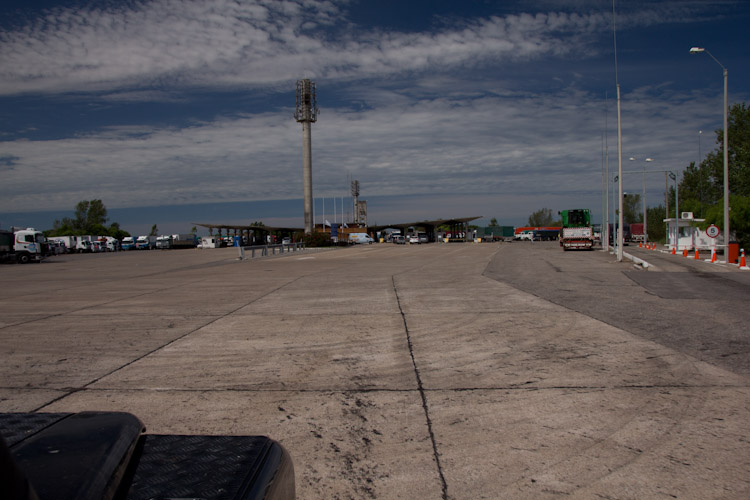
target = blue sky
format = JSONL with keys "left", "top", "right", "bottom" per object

{"left": 1, "top": 0, "right": 748, "bottom": 235}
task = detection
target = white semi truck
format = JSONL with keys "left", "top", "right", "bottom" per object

{"left": 0, "top": 228, "right": 47, "bottom": 263}
{"left": 136, "top": 235, "right": 156, "bottom": 250}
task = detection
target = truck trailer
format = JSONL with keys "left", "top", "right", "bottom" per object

{"left": 171, "top": 234, "right": 198, "bottom": 249}
{"left": 47, "top": 235, "right": 78, "bottom": 253}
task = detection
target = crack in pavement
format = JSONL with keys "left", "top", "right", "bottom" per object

{"left": 392, "top": 275, "right": 449, "bottom": 500}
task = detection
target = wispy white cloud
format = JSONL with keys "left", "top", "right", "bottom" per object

{"left": 0, "top": 0, "right": 739, "bottom": 228}
{"left": 0, "top": 0, "right": 705, "bottom": 96}
{"left": 0, "top": 85, "right": 722, "bottom": 213}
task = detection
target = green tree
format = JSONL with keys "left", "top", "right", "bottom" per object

{"left": 645, "top": 204, "right": 667, "bottom": 242}
{"left": 46, "top": 200, "right": 129, "bottom": 238}
{"left": 678, "top": 102, "right": 750, "bottom": 245}
{"left": 527, "top": 208, "right": 560, "bottom": 226}
{"left": 622, "top": 193, "right": 642, "bottom": 224}
{"left": 149, "top": 224, "right": 159, "bottom": 237}
{"left": 489, "top": 217, "right": 499, "bottom": 227}
{"left": 701, "top": 195, "right": 750, "bottom": 248}
{"left": 107, "top": 222, "right": 130, "bottom": 240}
{"left": 74, "top": 199, "right": 108, "bottom": 232}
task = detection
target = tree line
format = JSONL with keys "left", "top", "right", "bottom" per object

{"left": 524, "top": 102, "right": 749, "bottom": 247}
{"left": 677, "top": 102, "right": 750, "bottom": 247}
{"left": 46, "top": 200, "right": 130, "bottom": 239}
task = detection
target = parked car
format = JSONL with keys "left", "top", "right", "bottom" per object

{"left": 515, "top": 230, "right": 534, "bottom": 241}
{"left": 393, "top": 235, "right": 405, "bottom": 244}
{"left": 408, "top": 235, "right": 420, "bottom": 244}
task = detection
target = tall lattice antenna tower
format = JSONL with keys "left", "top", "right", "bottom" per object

{"left": 295, "top": 79, "right": 318, "bottom": 233}
{"left": 351, "top": 180, "right": 360, "bottom": 224}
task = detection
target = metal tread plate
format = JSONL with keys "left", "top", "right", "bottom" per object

{"left": 126, "top": 434, "right": 274, "bottom": 500}
{"left": 0, "top": 412, "right": 71, "bottom": 446}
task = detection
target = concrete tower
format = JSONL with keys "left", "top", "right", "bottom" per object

{"left": 295, "top": 79, "right": 318, "bottom": 234}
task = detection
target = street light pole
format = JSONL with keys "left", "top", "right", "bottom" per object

{"left": 629, "top": 157, "right": 654, "bottom": 243}
{"left": 613, "top": 1, "right": 624, "bottom": 261}
{"left": 690, "top": 47, "right": 729, "bottom": 261}
{"left": 669, "top": 172, "right": 679, "bottom": 251}
{"left": 612, "top": 174, "right": 619, "bottom": 252}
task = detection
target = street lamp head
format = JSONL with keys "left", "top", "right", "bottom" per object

{"left": 689, "top": 47, "right": 705, "bottom": 54}
{"left": 669, "top": 172, "right": 676, "bottom": 181}
{"left": 645, "top": 158, "right": 654, "bottom": 162}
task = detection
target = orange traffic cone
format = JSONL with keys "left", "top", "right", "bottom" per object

{"left": 711, "top": 248, "right": 717, "bottom": 263}
{"left": 683, "top": 247, "right": 688, "bottom": 257}
{"left": 694, "top": 249, "right": 700, "bottom": 260}
{"left": 740, "top": 249, "right": 747, "bottom": 268}
{"left": 672, "top": 246, "right": 676, "bottom": 255}
{"left": 639, "top": 242, "right": 643, "bottom": 248}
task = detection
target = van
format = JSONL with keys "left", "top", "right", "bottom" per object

{"left": 349, "top": 233, "right": 374, "bottom": 244}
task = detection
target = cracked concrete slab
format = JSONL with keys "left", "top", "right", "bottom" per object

{"left": 1, "top": 243, "right": 748, "bottom": 499}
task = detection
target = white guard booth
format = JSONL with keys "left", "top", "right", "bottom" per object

{"left": 664, "top": 212, "right": 722, "bottom": 251}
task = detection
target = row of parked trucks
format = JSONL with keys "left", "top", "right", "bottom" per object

{"left": 47, "top": 235, "right": 121, "bottom": 253}
{"left": 122, "top": 234, "right": 198, "bottom": 250}
{"left": 2, "top": 229, "right": 128, "bottom": 263}
{"left": 2, "top": 229, "right": 201, "bottom": 264}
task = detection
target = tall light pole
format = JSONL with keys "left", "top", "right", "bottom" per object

{"left": 669, "top": 172, "right": 679, "bottom": 251}
{"left": 629, "top": 157, "right": 654, "bottom": 242}
{"left": 698, "top": 130, "right": 703, "bottom": 216}
{"left": 612, "top": 174, "right": 619, "bottom": 252}
{"left": 295, "top": 79, "right": 319, "bottom": 234}
{"left": 599, "top": 133, "right": 609, "bottom": 252}
{"left": 690, "top": 47, "right": 729, "bottom": 260}
{"left": 612, "top": 1, "right": 624, "bottom": 261}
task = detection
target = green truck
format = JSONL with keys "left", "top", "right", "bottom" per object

{"left": 559, "top": 209, "right": 595, "bottom": 250}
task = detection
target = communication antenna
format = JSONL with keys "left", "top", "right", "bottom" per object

{"left": 351, "top": 180, "right": 360, "bottom": 224}
{"left": 295, "top": 79, "right": 318, "bottom": 123}
{"left": 296, "top": 79, "right": 318, "bottom": 233}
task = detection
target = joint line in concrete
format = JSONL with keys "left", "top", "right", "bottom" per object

{"left": 33, "top": 276, "right": 307, "bottom": 412}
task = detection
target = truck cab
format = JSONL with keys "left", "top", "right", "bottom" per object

{"left": 136, "top": 236, "right": 155, "bottom": 250}
{"left": 121, "top": 236, "right": 136, "bottom": 250}
{"left": 13, "top": 228, "right": 46, "bottom": 263}
{"left": 156, "top": 235, "right": 172, "bottom": 249}
{"left": 559, "top": 209, "right": 594, "bottom": 250}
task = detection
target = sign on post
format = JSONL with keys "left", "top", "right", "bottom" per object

{"left": 706, "top": 225, "right": 720, "bottom": 239}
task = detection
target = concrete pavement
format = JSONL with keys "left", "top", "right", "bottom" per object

{"left": 1, "top": 244, "right": 748, "bottom": 499}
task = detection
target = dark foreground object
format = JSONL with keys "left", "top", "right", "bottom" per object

{"left": 0, "top": 412, "right": 294, "bottom": 500}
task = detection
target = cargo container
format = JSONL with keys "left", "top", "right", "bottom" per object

{"left": 171, "top": 234, "right": 198, "bottom": 249}
{"left": 630, "top": 223, "right": 644, "bottom": 242}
